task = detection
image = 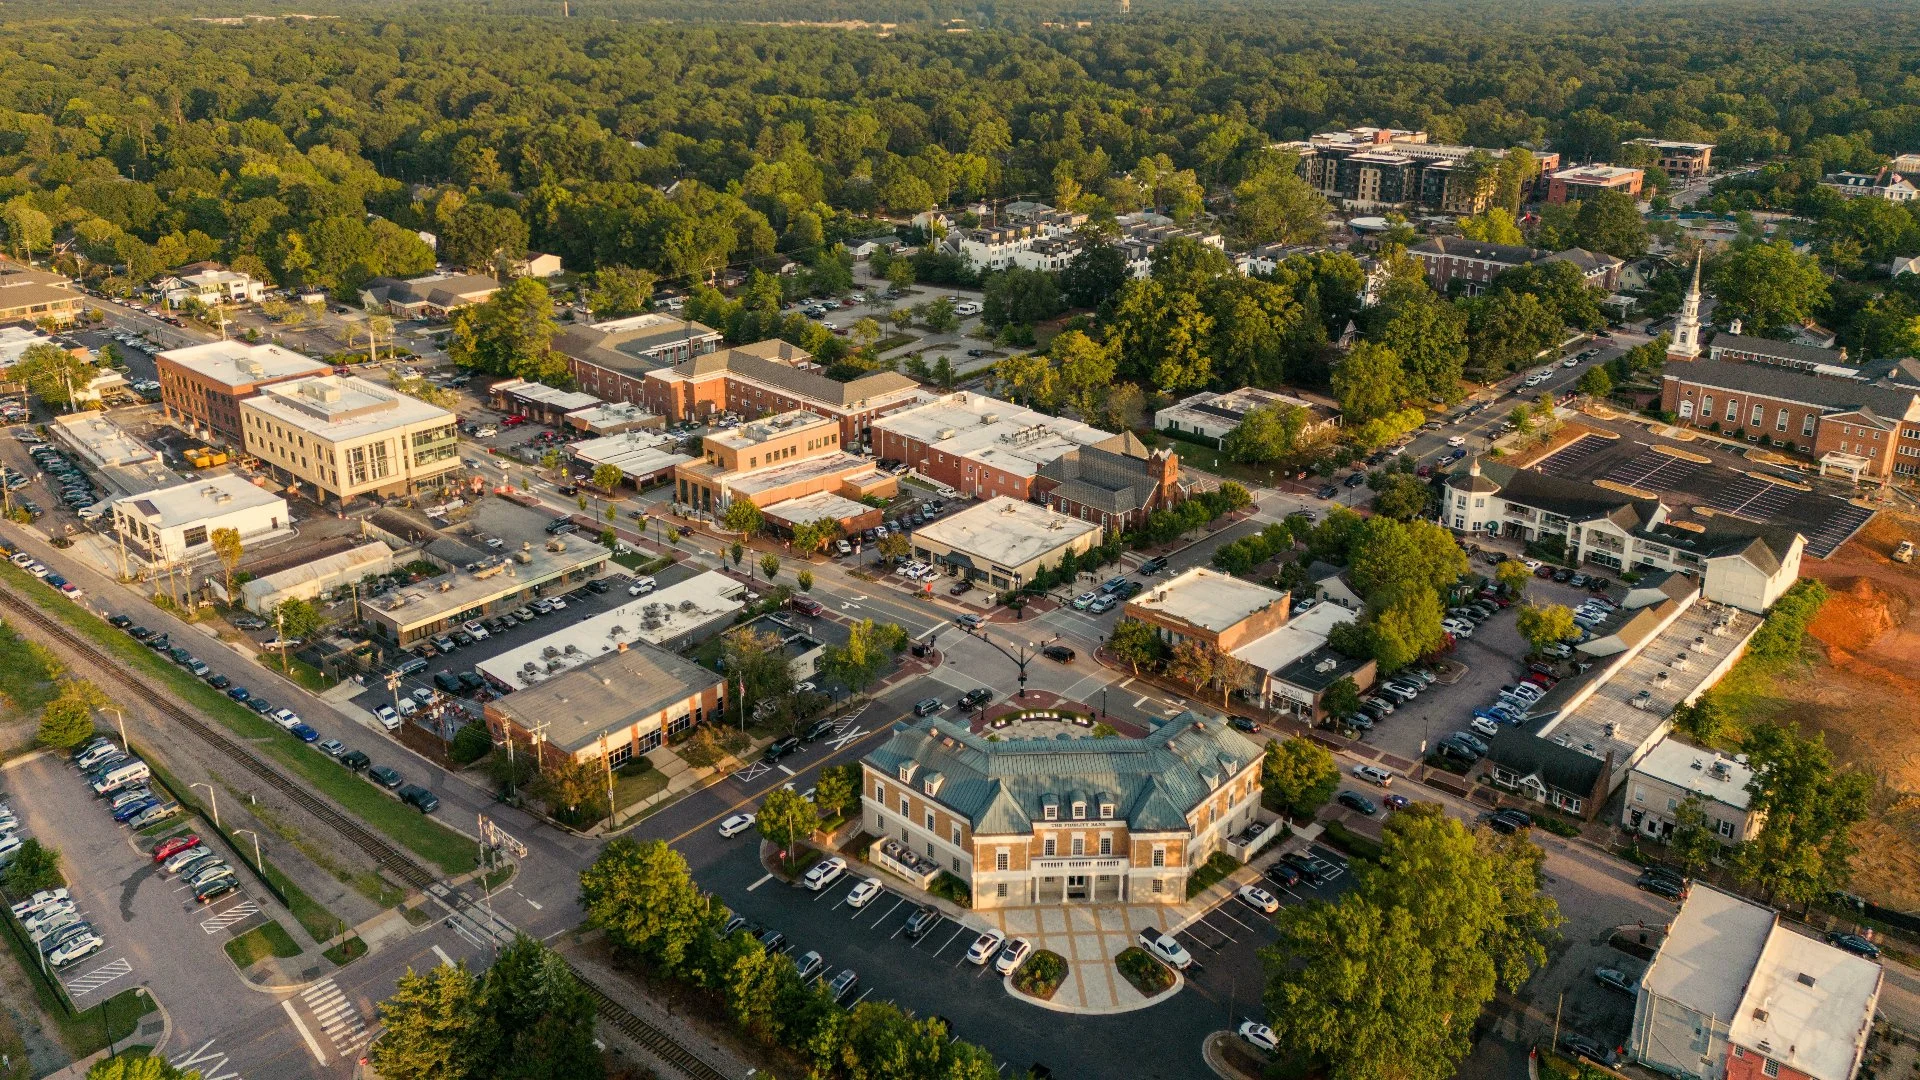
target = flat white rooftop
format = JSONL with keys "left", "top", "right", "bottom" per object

{"left": 114, "top": 474, "right": 284, "bottom": 528}
{"left": 477, "top": 571, "right": 747, "bottom": 688}
{"left": 245, "top": 375, "right": 452, "bottom": 441}
{"left": 493, "top": 378, "right": 602, "bottom": 412}
{"left": 707, "top": 409, "right": 835, "bottom": 452}
{"left": 1731, "top": 923, "right": 1882, "bottom": 1080}
{"left": 0, "top": 325, "right": 51, "bottom": 368}
{"left": 762, "top": 490, "right": 872, "bottom": 526}
{"left": 875, "top": 392, "right": 1109, "bottom": 479}
{"left": 1230, "top": 602, "right": 1352, "bottom": 674}
{"left": 910, "top": 496, "right": 1098, "bottom": 569}
{"left": 1643, "top": 885, "right": 1775, "bottom": 1022}
{"left": 569, "top": 431, "right": 689, "bottom": 477}
{"left": 1630, "top": 737, "right": 1754, "bottom": 810}
{"left": 1129, "top": 567, "right": 1287, "bottom": 634}
{"left": 157, "top": 340, "right": 331, "bottom": 387}
{"left": 566, "top": 402, "right": 657, "bottom": 429}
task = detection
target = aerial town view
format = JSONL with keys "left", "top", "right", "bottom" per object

{"left": 0, "top": 1, "right": 1917, "bottom": 1079}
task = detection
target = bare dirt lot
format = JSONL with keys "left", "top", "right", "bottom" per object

{"left": 1773, "top": 513, "right": 1920, "bottom": 910}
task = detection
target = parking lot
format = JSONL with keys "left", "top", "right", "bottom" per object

{"left": 1357, "top": 570, "right": 1604, "bottom": 764}
{"left": 3, "top": 747, "right": 269, "bottom": 1044}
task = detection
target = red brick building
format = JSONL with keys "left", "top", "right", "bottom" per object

{"left": 1545, "top": 164, "right": 1645, "bottom": 203}
{"left": 1658, "top": 353, "right": 1920, "bottom": 479}
{"left": 640, "top": 339, "right": 923, "bottom": 449}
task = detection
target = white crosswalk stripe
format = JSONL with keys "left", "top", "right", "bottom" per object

{"left": 64, "top": 957, "right": 131, "bottom": 997}
{"left": 199, "top": 901, "right": 259, "bottom": 933}
{"left": 299, "top": 978, "right": 368, "bottom": 1053}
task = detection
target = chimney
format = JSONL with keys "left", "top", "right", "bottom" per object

{"left": 617, "top": 641, "right": 627, "bottom": 652}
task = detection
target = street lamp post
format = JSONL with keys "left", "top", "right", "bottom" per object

{"left": 190, "top": 782, "right": 219, "bottom": 828}
{"left": 234, "top": 828, "right": 263, "bottom": 873}
{"left": 109, "top": 706, "right": 127, "bottom": 751}
{"left": 962, "top": 624, "right": 1036, "bottom": 698}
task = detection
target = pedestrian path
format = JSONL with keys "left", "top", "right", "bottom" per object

{"left": 297, "top": 977, "right": 368, "bottom": 1058}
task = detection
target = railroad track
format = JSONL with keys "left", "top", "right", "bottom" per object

{"left": 0, "top": 581, "right": 741, "bottom": 1080}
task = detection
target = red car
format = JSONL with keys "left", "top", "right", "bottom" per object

{"left": 152, "top": 835, "right": 201, "bottom": 862}
{"left": 501, "top": 415, "right": 526, "bottom": 427}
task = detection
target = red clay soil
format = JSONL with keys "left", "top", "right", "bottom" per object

{"left": 1789, "top": 513, "right": 1920, "bottom": 909}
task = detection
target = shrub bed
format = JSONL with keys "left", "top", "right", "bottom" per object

{"left": 1186, "top": 851, "right": 1242, "bottom": 898}
{"left": 1115, "top": 946, "right": 1173, "bottom": 996}
{"left": 1320, "top": 820, "right": 1383, "bottom": 861}
{"left": 928, "top": 871, "right": 971, "bottom": 908}
{"left": 1013, "top": 949, "right": 1068, "bottom": 999}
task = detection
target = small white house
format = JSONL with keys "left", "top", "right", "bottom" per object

{"left": 155, "top": 268, "right": 266, "bottom": 308}
{"left": 1622, "top": 737, "right": 1762, "bottom": 845}
{"left": 110, "top": 474, "right": 289, "bottom": 563}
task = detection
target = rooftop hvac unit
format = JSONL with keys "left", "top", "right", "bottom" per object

{"left": 1315, "top": 657, "right": 1338, "bottom": 673}
{"left": 542, "top": 645, "right": 560, "bottom": 658}
{"left": 937, "top": 428, "right": 957, "bottom": 441}
{"left": 981, "top": 413, "right": 1000, "bottom": 425}
{"left": 563, "top": 644, "right": 581, "bottom": 655}
{"left": 1710, "top": 760, "right": 1732, "bottom": 780}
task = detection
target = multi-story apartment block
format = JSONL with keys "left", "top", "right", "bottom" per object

{"left": 1624, "top": 139, "right": 1716, "bottom": 178}
{"left": 1406, "top": 237, "right": 1622, "bottom": 296}
{"left": 1442, "top": 458, "right": 1805, "bottom": 613}
{"left": 1285, "top": 128, "right": 1559, "bottom": 213}
{"left": 1545, "top": 164, "right": 1645, "bottom": 203}
{"left": 640, "top": 339, "right": 923, "bottom": 449}
{"left": 156, "top": 341, "right": 333, "bottom": 445}
{"left": 239, "top": 375, "right": 461, "bottom": 505}
{"left": 861, "top": 713, "right": 1263, "bottom": 908}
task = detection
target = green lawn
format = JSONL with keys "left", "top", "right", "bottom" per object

{"left": 324, "top": 936, "right": 367, "bottom": 967}
{"left": 224, "top": 921, "right": 302, "bottom": 967}
{"left": 0, "top": 563, "right": 477, "bottom": 876}
{"left": 613, "top": 765, "right": 669, "bottom": 810}
{"left": 0, "top": 622, "right": 63, "bottom": 715}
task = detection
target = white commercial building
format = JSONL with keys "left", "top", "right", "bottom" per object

{"left": 1631, "top": 886, "right": 1881, "bottom": 1080}
{"left": 1228, "top": 603, "right": 1358, "bottom": 704}
{"left": 239, "top": 375, "right": 461, "bottom": 504}
{"left": 110, "top": 474, "right": 289, "bottom": 562}
{"left": 155, "top": 268, "right": 266, "bottom": 307}
{"left": 568, "top": 430, "right": 690, "bottom": 487}
{"left": 477, "top": 571, "right": 748, "bottom": 690}
{"left": 1153, "top": 386, "right": 1340, "bottom": 446}
{"left": 1622, "top": 738, "right": 1761, "bottom": 846}
{"left": 909, "top": 497, "right": 1101, "bottom": 591}
{"left": 240, "top": 541, "right": 397, "bottom": 613}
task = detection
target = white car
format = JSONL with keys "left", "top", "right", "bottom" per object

{"left": 1563, "top": 356, "right": 1580, "bottom": 368}
{"left": 462, "top": 620, "right": 490, "bottom": 641}
{"left": 717, "top": 813, "right": 756, "bottom": 838}
{"left": 627, "top": 576, "right": 656, "bottom": 597}
{"left": 953, "top": 301, "right": 982, "bottom": 317}
{"left": 1138, "top": 929, "right": 1192, "bottom": 970}
{"left": 1238, "top": 1020, "right": 1279, "bottom": 1053}
{"left": 23, "top": 903, "right": 77, "bottom": 936}
{"left": 10, "top": 889, "right": 68, "bottom": 919}
{"left": 1446, "top": 435, "right": 1467, "bottom": 448}
{"left": 271, "top": 708, "right": 301, "bottom": 731}
{"left": 1236, "top": 884, "right": 1280, "bottom": 914}
{"left": 48, "top": 932, "right": 104, "bottom": 969}
{"left": 374, "top": 704, "right": 399, "bottom": 731}
{"left": 845, "top": 877, "right": 883, "bottom": 909}
{"left": 1441, "top": 618, "right": 1474, "bottom": 638}
{"left": 993, "top": 937, "right": 1033, "bottom": 975}
{"left": 1352, "top": 764, "right": 1394, "bottom": 787}
{"left": 965, "top": 929, "right": 1006, "bottom": 965}
{"left": 802, "top": 856, "right": 847, "bottom": 892}
{"left": 474, "top": 427, "right": 498, "bottom": 438}
{"left": 1470, "top": 716, "right": 1502, "bottom": 738}
{"left": 548, "top": 596, "right": 567, "bottom": 610}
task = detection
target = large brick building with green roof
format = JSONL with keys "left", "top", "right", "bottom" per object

{"left": 861, "top": 712, "right": 1264, "bottom": 908}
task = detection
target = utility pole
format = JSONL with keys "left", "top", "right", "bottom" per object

{"left": 110, "top": 706, "right": 127, "bottom": 751}
{"left": 599, "top": 730, "right": 616, "bottom": 828}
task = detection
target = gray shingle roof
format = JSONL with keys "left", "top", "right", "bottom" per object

{"left": 1459, "top": 460, "right": 1661, "bottom": 526}
{"left": 864, "top": 712, "right": 1261, "bottom": 834}
{"left": 1674, "top": 356, "right": 1920, "bottom": 417}
{"left": 1037, "top": 434, "right": 1162, "bottom": 514}
{"left": 1706, "top": 333, "right": 1853, "bottom": 369}
{"left": 1485, "top": 726, "right": 1609, "bottom": 796}
{"left": 666, "top": 345, "right": 919, "bottom": 408}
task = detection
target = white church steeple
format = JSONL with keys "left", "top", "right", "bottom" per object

{"left": 1668, "top": 251, "right": 1704, "bottom": 362}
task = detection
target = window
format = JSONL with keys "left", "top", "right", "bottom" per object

{"left": 1071, "top": 837, "right": 1084, "bottom": 855}
{"left": 1099, "top": 803, "right": 1113, "bottom": 820}
{"left": 1666, "top": 797, "right": 1678, "bottom": 811}
{"left": 1043, "top": 837, "right": 1056, "bottom": 856}
{"left": 1726, "top": 400, "right": 1739, "bottom": 422}
{"left": 1151, "top": 846, "right": 1165, "bottom": 867}
{"left": 1777, "top": 409, "right": 1789, "bottom": 431}
{"left": 997, "top": 882, "right": 1008, "bottom": 898}
{"left": 1718, "top": 819, "right": 1735, "bottom": 838}
{"left": 1099, "top": 836, "right": 1112, "bottom": 855}
{"left": 899, "top": 796, "right": 909, "bottom": 816}
{"left": 1043, "top": 804, "right": 1057, "bottom": 821}
{"left": 1151, "top": 879, "right": 1163, "bottom": 894}
{"left": 924, "top": 810, "right": 934, "bottom": 831}
{"left": 996, "top": 850, "right": 1009, "bottom": 871}
{"left": 1072, "top": 802, "right": 1086, "bottom": 820}
{"left": 1702, "top": 395, "right": 1713, "bottom": 417}
{"left": 952, "top": 857, "right": 962, "bottom": 872}
{"left": 181, "top": 525, "right": 208, "bottom": 548}
{"left": 875, "top": 781, "right": 885, "bottom": 800}
{"left": 1763, "top": 1060, "right": 1780, "bottom": 1078}
{"left": 1751, "top": 404, "right": 1764, "bottom": 427}
{"left": 951, "top": 825, "right": 962, "bottom": 846}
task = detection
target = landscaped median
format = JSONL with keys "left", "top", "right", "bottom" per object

{"left": 1011, "top": 949, "right": 1068, "bottom": 1001}
{"left": 0, "top": 562, "right": 477, "bottom": 877}
{"left": 1114, "top": 947, "right": 1174, "bottom": 998}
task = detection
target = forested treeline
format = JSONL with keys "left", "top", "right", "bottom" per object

{"left": 5, "top": 1, "right": 1920, "bottom": 299}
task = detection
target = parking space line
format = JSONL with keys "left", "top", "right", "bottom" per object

{"left": 747, "top": 873, "right": 773, "bottom": 892}
{"left": 850, "top": 988, "right": 873, "bottom": 1007}
{"left": 931, "top": 924, "right": 967, "bottom": 957}
{"left": 1212, "top": 903, "right": 1257, "bottom": 931}
{"left": 776, "top": 764, "right": 796, "bottom": 777}
{"left": 282, "top": 1000, "right": 329, "bottom": 1066}
{"left": 432, "top": 944, "right": 454, "bottom": 966}
{"left": 868, "top": 896, "right": 903, "bottom": 925}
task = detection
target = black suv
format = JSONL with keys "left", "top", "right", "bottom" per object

{"left": 1041, "top": 644, "right": 1075, "bottom": 663}
{"left": 959, "top": 688, "right": 994, "bottom": 711}
{"left": 802, "top": 718, "right": 836, "bottom": 743}
{"left": 398, "top": 785, "right": 439, "bottom": 813}
{"left": 763, "top": 735, "right": 801, "bottom": 761}
{"left": 1138, "top": 556, "right": 1168, "bottom": 575}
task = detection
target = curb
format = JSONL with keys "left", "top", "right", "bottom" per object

{"left": 1000, "top": 962, "right": 1184, "bottom": 1016}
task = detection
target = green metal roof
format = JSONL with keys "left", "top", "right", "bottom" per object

{"left": 864, "top": 712, "right": 1261, "bottom": 835}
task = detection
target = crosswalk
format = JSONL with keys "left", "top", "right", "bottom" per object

{"left": 200, "top": 900, "right": 258, "bottom": 934}
{"left": 63, "top": 956, "right": 130, "bottom": 998}
{"left": 299, "top": 978, "right": 369, "bottom": 1058}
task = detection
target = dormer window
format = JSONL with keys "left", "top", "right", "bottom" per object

{"left": 897, "top": 761, "right": 918, "bottom": 784}
{"left": 1043, "top": 804, "right": 1057, "bottom": 821}
{"left": 1071, "top": 801, "right": 1086, "bottom": 820}
{"left": 1099, "top": 802, "right": 1114, "bottom": 820}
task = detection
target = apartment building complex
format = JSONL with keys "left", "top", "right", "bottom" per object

{"left": 156, "top": 341, "right": 332, "bottom": 444}
{"left": 239, "top": 375, "right": 461, "bottom": 504}
{"left": 1442, "top": 458, "right": 1805, "bottom": 612}
{"left": 945, "top": 205, "right": 1222, "bottom": 278}
{"left": 640, "top": 339, "right": 923, "bottom": 448}
{"left": 1285, "top": 127, "right": 1559, "bottom": 213}
{"left": 861, "top": 713, "right": 1263, "bottom": 908}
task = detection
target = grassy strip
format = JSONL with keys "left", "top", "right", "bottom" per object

{"left": 258, "top": 859, "right": 343, "bottom": 944}
{"left": 323, "top": 936, "right": 366, "bottom": 967}
{"left": 0, "top": 621, "right": 63, "bottom": 715}
{"left": 1320, "top": 820, "right": 1384, "bottom": 862}
{"left": 0, "top": 563, "right": 476, "bottom": 875}
{"left": 223, "top": 921, "right": 301, "bottom": 967}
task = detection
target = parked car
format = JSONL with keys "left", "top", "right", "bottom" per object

{"left": 803, "top": 857, "right": 848, "bottom": 892}
{"left": 1337, "top": 791, "right": 1377, "bottom": 815}
{"left": 1041, "top": 644, "right": 1075, "bottom": 663}
{"left": 994, "top": 937, "right": 1033, "bottom": 975}
{"left": 1352, "top": 764, "right": 1393, "bottom": 786}
{"left": 903, "top": 906, "right": 939, "bottom": 938}
{"left": 967, "top": 930, "right": 1007, "bottom": 966}
{"left": 368, "top": 766, "right": 403, "bottom": 789}
{"left": 1825, "top": 932, "right": 1881, "bottom": 960}
{"left": 1137, "top": 929, "right": 1192, "bottom": 970}
{"left": 829, "top": 968, "right": 859, "bottom": 1001}
{"left": 1237, "top": 1021, "right": 1279, "bottom": 1053}
{"left": 1236, "top": 884, "right": 1280, "bottom": 914}
{"left": 718, "top": 813, "right": 756, "bottom": 838}
{"left": 1595, "top": 967, "right": 1636, "bottom": 994}
{"left": 339, "top": 750, "right": 370, "bottom": 772}
{"left": 845, "top": 877, "right": 883, "bottom": 909}
{"left": 398, "top": 785, "right": 439, "bottom": 813}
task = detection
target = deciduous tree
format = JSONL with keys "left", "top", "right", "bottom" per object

{"left": 1515, "top": 603, "right": 1577, "bottom": 653}
{"left": 721, "top": 499, "right": 763, "bottom": 535}
{"left": 758, "top": 786, "right": 818, "bottom": 872}
{"left": 1735, "top": 723, "right": 1872, "bottom": 906}
{"left": 1108, "top": 618, "right": 1164, "bottom": 675}
{"left": 578, "top": 838, "right": 721, "bottom": 973}
{"left": 209, "top": 527, "right": 244, "bottom": 595}
{"left": 1262, "top": 737, "right": 1339, "bottom": 816}
{"left": 1711, "top": 241, "right": 1829, "bottom": 337}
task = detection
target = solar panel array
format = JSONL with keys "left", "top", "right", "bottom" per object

{"left": 1803, "top": 502, "right": 1877, "bottom": 558}
{"left": 1533, "top": 437, "right": 1608, "bottom": 477}
{"left": 1602, "top": 451, "right": 1702, "bottom": 492}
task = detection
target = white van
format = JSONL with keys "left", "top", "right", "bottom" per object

{"left": 90, "top": 760, "right": 150, "bottom": 796}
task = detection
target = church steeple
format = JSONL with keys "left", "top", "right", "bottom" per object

{"left": 1667, "top": 250, "right": 1704, "bottom": 362}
